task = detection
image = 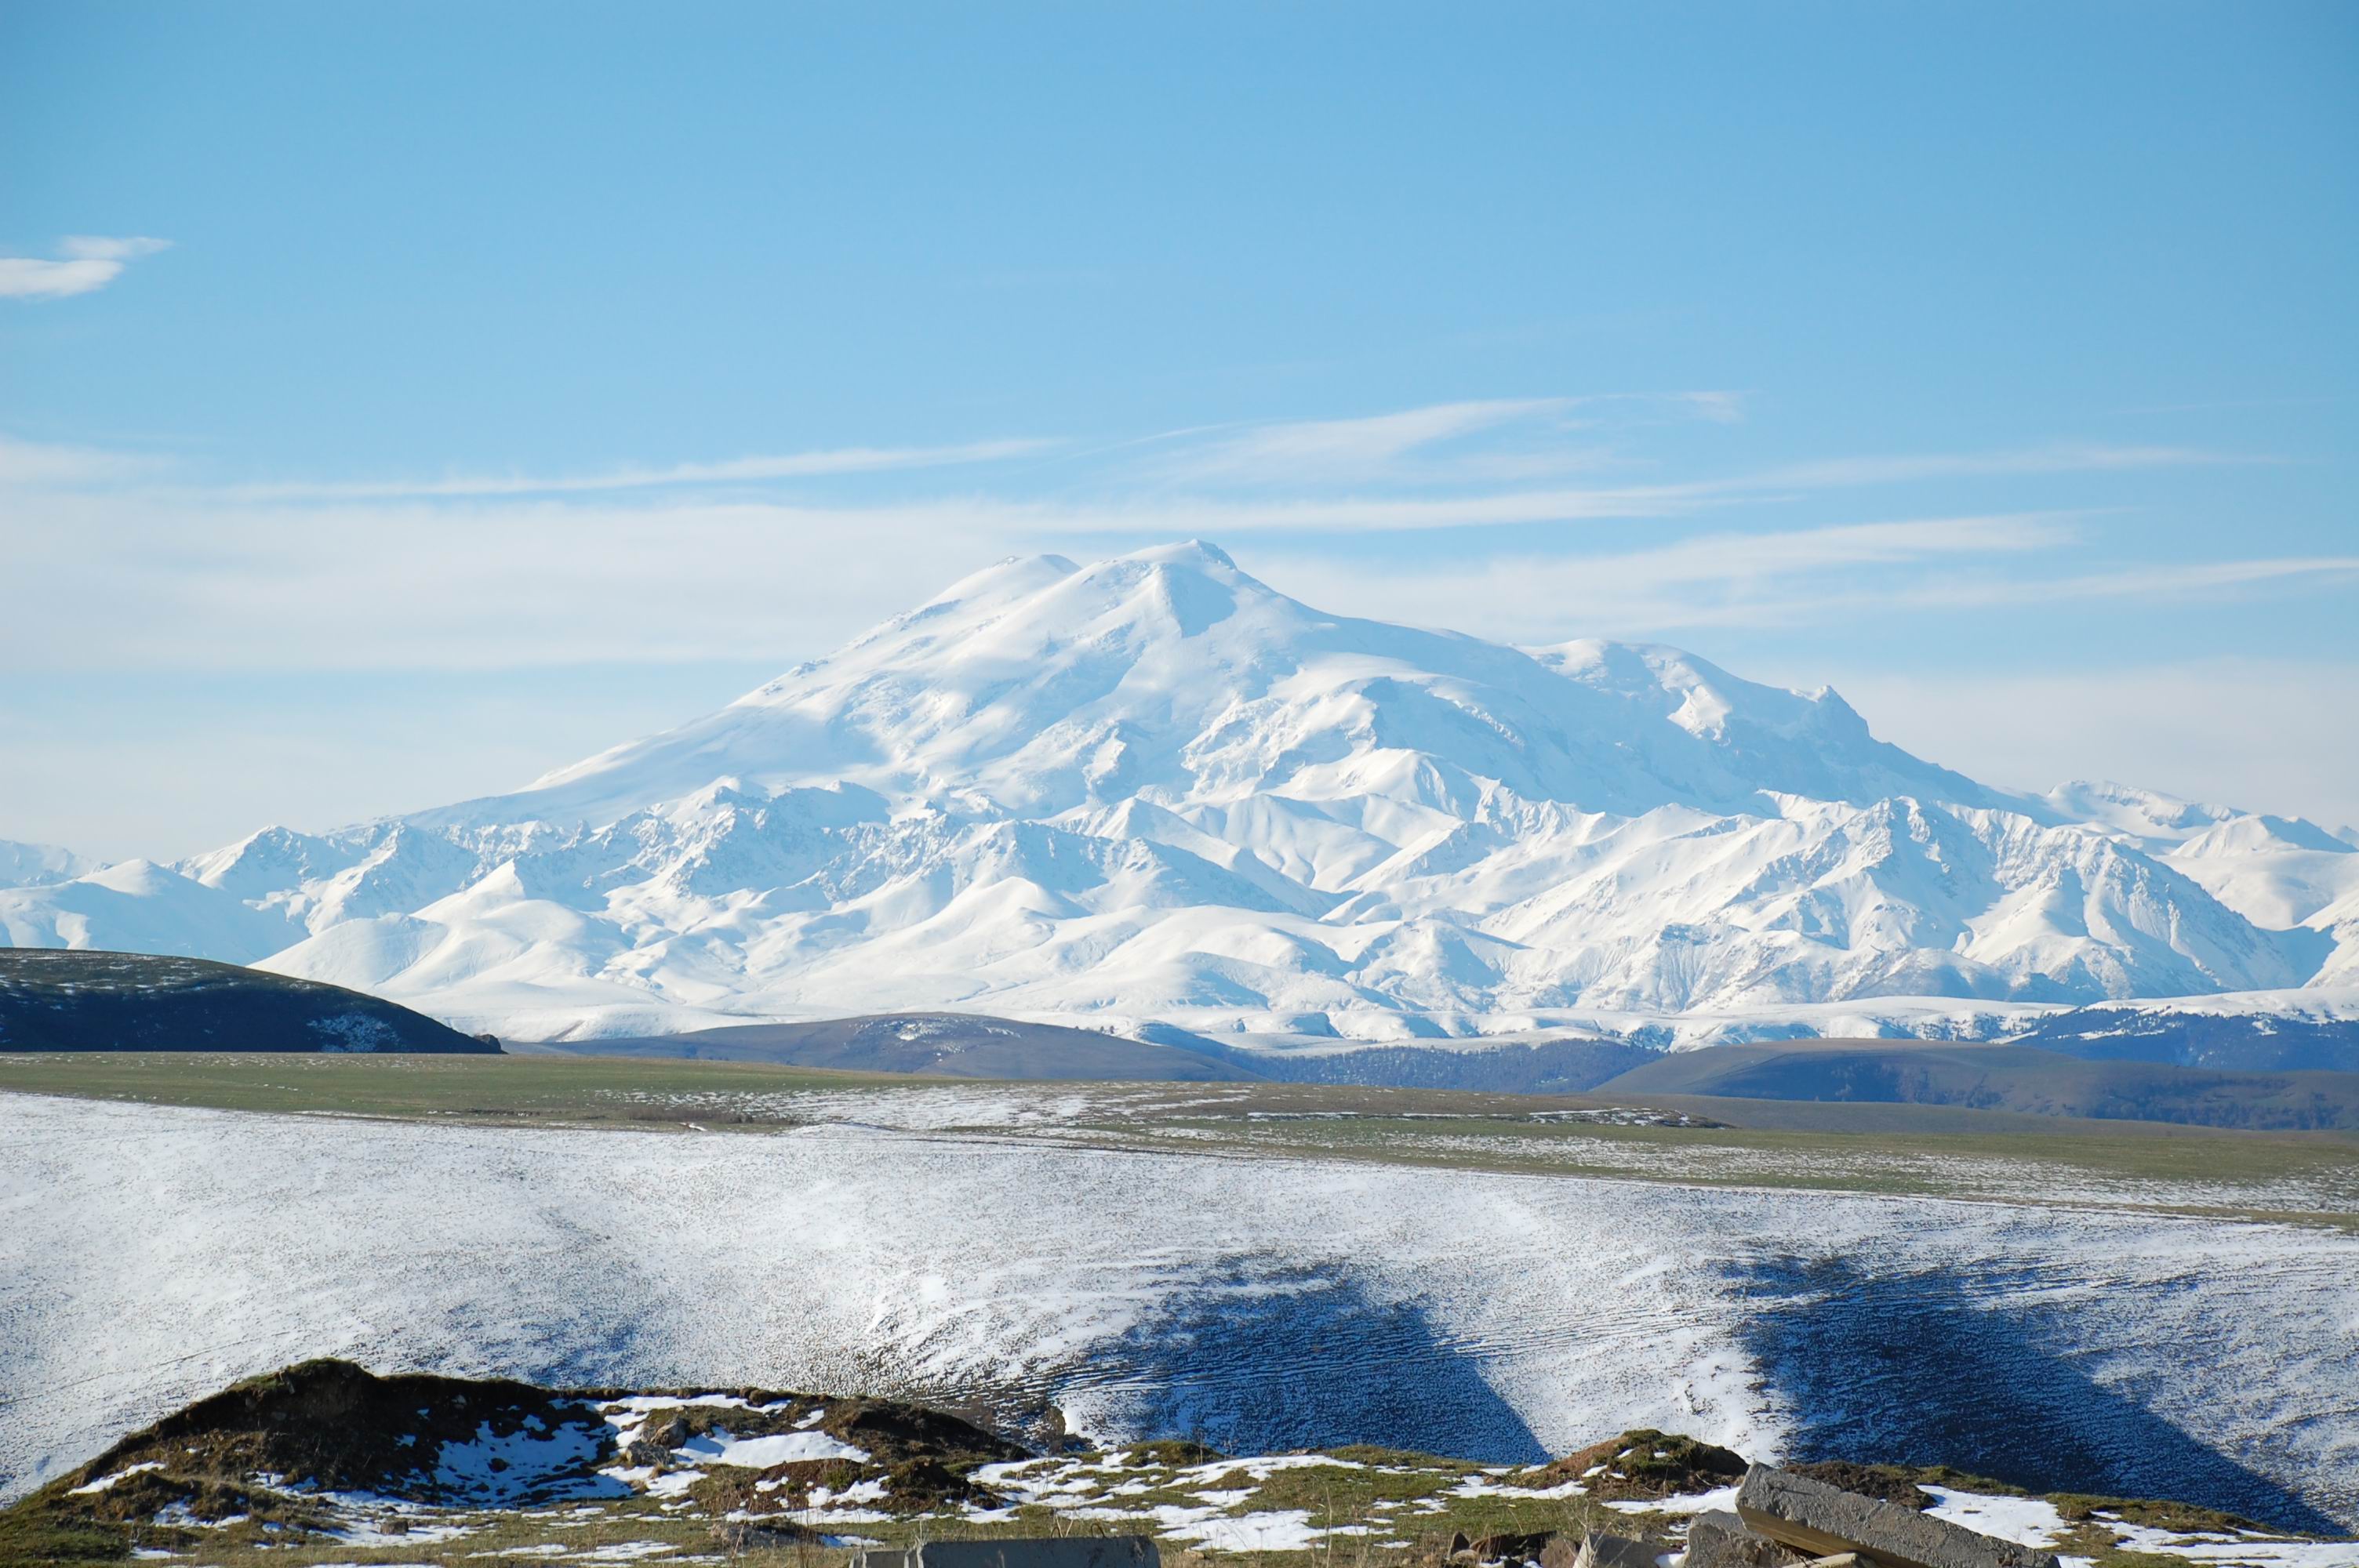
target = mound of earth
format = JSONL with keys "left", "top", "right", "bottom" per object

{"left": 5, "top": 1363, "right": 2344, "bottom": 1566}
{"left": 0, "top": 948, "right": 498, "bottom": 1053}
{"left": 0, "top": 1358, "right": 1024, "bottom": 1564}
{"left": 1514, "top": 1428, "right": 1750, "bottom": 1501}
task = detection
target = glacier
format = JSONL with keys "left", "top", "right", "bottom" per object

{"left": 4, "top": 540, "right": 2352, "bottom": 1041}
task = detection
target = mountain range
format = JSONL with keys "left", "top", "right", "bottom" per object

{"left": 5, "top": 541, "right": 2356, "bottom": 1043}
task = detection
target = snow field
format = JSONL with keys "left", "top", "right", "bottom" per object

{"left": 4, "top": 1090, "right": 2356, "bottom": 1531}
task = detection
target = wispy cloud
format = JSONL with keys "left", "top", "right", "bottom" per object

{"left": 1143, "top": 393, "right": 1743, "bottom": 487}
{"left": 1752, "top": 443, "right": 2245, "bottom": 489}
{"left": 223, "top": 437, "right": 1057, "bottom": 501}
{"left": 1896, "top": 554, "right": 2359, "bottom": 608}
{"left": 0, "top": 434, "right": 164, "bottom": 486}
{"left": 0, "top": 409, "right": 2310, "bottom": 678}
{"left": 1049, "top": 439, "right": 2239, "bottom": 535}
{"left": 1156, "top": 398, "right": 1576, "bottom": 484}
{"left": 1256, "top": 514, "right": 2351, "bottom": 640}
{"left": 0, "top": 236, "right": 172, "bottom": 300}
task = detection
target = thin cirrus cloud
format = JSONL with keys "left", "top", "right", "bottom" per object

{"left": 1141, "top": 392, "right": 1745, "bottom": 486}
{"left": 0, "top": 433, "right": 164, "bottom": 486}
{"left": 224, "top": 437, "right": 1060, "bottom": 501}
{"left": 13, "top": 488, "right": 2326, "bottom": 677}
{"left": 0, "top": 398, "right": 2324, "bottom": 677}
{"left": 1258, "top": 513, "right": 2086, "bottom": 637}
{"left": 1750, "top": 443, "right": 2254, "bottom": 489}
{"left": 1047, "top": 437, "right": 2241, "bottom": 535}
{"left": 0, "top": 236, "right": 172, "bottom": 299}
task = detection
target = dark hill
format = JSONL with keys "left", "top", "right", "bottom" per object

{"left": 0, "top": 948, "right": 498, "bottom": 1053}
{"left": 1594, "top": 1038, "right": 2359, "bottom": 1130}
{"left": 556, "top": 1014, "right": 1655, "bottom": 1088}
{"left": 2008, "top": 1006, "right": 2359, "bottom": 1073}
{"left": 551, "top": 1011, "right": 1265, "bottom": 1080}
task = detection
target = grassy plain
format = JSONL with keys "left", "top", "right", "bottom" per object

{"left": 3, "top": 1051, "right": 2354, "bottom": 1224}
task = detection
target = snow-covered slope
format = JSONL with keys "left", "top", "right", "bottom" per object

{"left": 9, "top": 1091, "right": 2359, "bottom": 1526}
{"left": 0, "top": 860, "right": 300, "bottom": 965}
{"left": 9, "top": 543, "right": 2350, "bottom": 1039}
{"left": 2165, "top": 815, "right": 2359, "bottom": 989}
{"left": 0, "top": 838, "right": 90, "bottom": 889}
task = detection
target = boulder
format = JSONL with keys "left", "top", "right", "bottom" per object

{"left": 1735, "top": 1465, "right": 2059, "bottom": 1568}
{"left": 1569, "top": 1530, "right": 1667, "bottom": 1568}
{"left": 1463, "top": 1529, "right": 1556, "bottom": 1563}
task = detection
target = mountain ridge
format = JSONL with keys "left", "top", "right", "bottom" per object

{"left": 3, "top": 541, "right": 2350, "bottom": 1040}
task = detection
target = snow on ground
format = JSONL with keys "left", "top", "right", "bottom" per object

{"left": 674, "top": 1429, "right": 868, "bottom": 1468}
{"left": 1921, "top": 1486, "right": 2072, "bottom": 1547}
{"left": 2097, "top": 1523, "right": 2359, "bottom": 1566}
{"left": 2, "top": 1091, "right": 2356, "bottom": 1534}
{"left": 432, "top": 1419, "right": 623, "bottom": 1505}
{"left": 580, "top": 1078, "right": 2359, "bottom": 1216}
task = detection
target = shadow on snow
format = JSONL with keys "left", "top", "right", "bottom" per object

{"left": 1728, "top": 1254, "right": 2346, "bottom": 1537}
{"left": 1063, "top": 1265, "right": 1546, "bottom": 1465}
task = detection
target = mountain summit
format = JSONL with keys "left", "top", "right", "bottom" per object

{"left": 5, "top": 543, "right": 2347, "bottom": 1038}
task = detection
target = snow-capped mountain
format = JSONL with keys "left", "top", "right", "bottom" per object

{"left": 5, "top": 542, "right": 2350, "bottom": 1039}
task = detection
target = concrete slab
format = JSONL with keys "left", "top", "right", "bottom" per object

{"left": 1685, "top": 1508, "right": 1801, "bottom": 1568}
{"left": 1735, "top": 1465, "right": 2059, "bottom": 1568}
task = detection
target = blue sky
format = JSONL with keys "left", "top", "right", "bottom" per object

{"left": 3, "top": 2, "right": 2355, "bottom": 858}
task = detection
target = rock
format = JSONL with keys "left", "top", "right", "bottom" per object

{"left": 1466, "top": 1529, "right": 1556, "bottom": 1563}
{"left": 1685, "top": 1509, "right": 1805, "bottom": 1568}
{"left": 1570, "top": 1530, "right": 1667, "bottom": 1568}
{"left": 1736, "top": 1465, "right": 2060, "bottom": 1568}
{"left": 711, "top": 1519, "right": 808, "bottom": 1552}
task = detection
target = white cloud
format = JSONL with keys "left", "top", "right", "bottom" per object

{"left": 1677, "top": 390, "right": 1747, "bottom": 424}
{"left": 1156, "top": 398, "right": 1578, "bottom": 484}
{"left": 1254, "top": 514, "right": 2083, "bottom": 636}
{"left": 0, "top": 434, "right": 162, "bottom": 486}
{"left": 1142, "top": 393, "right": 1749, "bottom": 487}
{"left": 1250, "top": 517, "right": 2357, "bottom": 644}
{"left": 0, "top": 236, "right": 171, "bottom": 299}
{"left": 0, "top": 488, "right": 1031, "bottom": 673}
{"left": 1754, "top": 443, "right": 2242, "bottom": 488}
{"left": 1097, "top": 436, "right": 2243, "bottom": 532}
{"left": 58, "top": 235, "right": 173, "bottom": 263}
{"left": 0, "top": 416, "right": 2326, "bottom": 688}
{"left": 228, "top": 437, "right": 1056, "bottom": 501}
